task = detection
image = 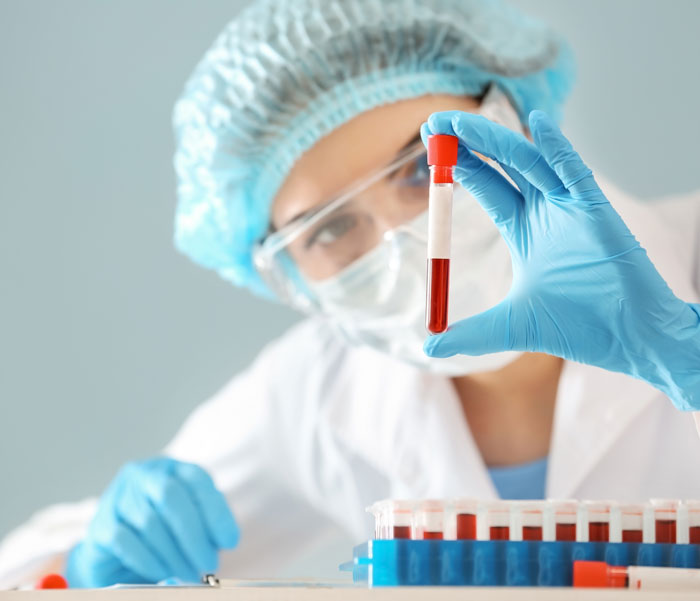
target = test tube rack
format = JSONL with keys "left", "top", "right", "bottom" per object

{"left": 341, "top": 539, "right": 700, "bottom": 587}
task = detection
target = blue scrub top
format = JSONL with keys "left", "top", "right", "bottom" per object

{"left": 487, "top": 457, "right": 548, "bottom": 500}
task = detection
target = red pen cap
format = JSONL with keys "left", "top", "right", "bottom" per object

{"left": 36, "top": 573, "right": 68, "bottom": 589}
{"left": 427, "top": 134, "right": 459, "bottom": 166}
{"left": 573, "top": 561, "right": 626, "bottom": 588}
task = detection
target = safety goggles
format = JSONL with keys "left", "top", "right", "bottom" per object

{"left": 253, "top": 140, "right": 430, "bottom": 311}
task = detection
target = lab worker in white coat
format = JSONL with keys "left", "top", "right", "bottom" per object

{"left": 2, "top": 0, "right": 700, "bottom": 590}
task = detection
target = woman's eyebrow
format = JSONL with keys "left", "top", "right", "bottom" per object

{"left": 278, "top": 131, "right": 424, "bottom": 230}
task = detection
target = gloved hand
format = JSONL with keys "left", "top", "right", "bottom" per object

{"left": 65, "top": 457, "right": 239, "bottom": 588}
{"left": 421, "top": 110, "right": 700, "bottom": 411}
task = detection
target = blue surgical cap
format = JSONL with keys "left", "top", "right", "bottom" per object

{"left": 173, "top": 0, "right": 575, "bottom": 296}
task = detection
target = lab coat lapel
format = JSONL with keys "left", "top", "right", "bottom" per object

{"left": 547, "top": 362, "right": 657, "bottom": 499}
{"left": 323, "top": 347, "right": 496, "bottom": 501}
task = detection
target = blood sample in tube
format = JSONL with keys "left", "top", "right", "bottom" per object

{"left": 690, "top": 526, "right": 700, "bottom": 544}
{"left": 619, "top": 504, "right": 644, "bottom": 544}
{"left": 426, "top": 134, "right": 458, "bottom": 335}
{"left": 523, "top": 526, "right": 543, "bottom": 541}
{"left": 589, "top": 522, "right": 610, "bottom": 542}
{"left": 687, "top": 501, "right": 700, "bottom": 544}
{"left": 552, "top": 501, "right": 578, "bottom": 542}
{"left": 456, "top": 513, "right": 477, "bottom": 540}
{"left": 556, "top": 523, "right": 577, "bottom": 541}
{"left": 422, "top": 531, "right": 444, "bottom": 540}
{"left": 622, "top": 529, "right": 643, "bottom": 543}
{"left": 655, "top": 519, "right": 676, "bottom": 544}
{"left": 651, "top": 500, "right": 678, "bottom": 544}
{"left": 490, "top": 526, "right": 510, "bottom": 540}
{"left": 392, "top": 525, "right": 411, "bottom": 539}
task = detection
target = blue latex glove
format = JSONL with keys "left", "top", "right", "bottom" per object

{"left": 65, "top": 457, "right": 239, "bottom": 588}
{"left": 421, "top": 110, "right": 700, "bottom": 410}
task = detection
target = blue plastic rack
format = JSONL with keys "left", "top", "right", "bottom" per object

{"left": 340, "top": 539, "right": 700, "bottom": 587}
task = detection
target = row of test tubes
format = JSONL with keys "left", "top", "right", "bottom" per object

{"left": 367, "top": 499, "right": 700, "bottom": 544}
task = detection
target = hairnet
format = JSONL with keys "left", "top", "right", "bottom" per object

{"left": 173, "top": 0, "right": 575, "bottom": 296}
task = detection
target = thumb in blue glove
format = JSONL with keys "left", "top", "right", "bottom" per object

{"left": 65, "top": 457, "right": 239, "bottom": 588}
{"left": 421, "top": 110, "right": 700, "bottom": 411}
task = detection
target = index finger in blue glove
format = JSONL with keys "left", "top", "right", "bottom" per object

{"left": 421, "top": 121, "right": 523, "bottom": 231}
{"left": 453, "top": 150, "right": 524, "bottom": 232}
{"left": 173, "top": 461, "right": 240, "bottom": 550}
{"left": 115, "top": 479, "right": 200, "bottom": 582}
{"left": 92, "top": 518, "right": 171, "bottom": 583}
{"left": 140, "top": 462, "right": 219, "bottom": 575}
{"left": 528, "top": 110, "right": 600, "bottom": 199}
{"left": 426, "top": 111, "right": 562, "bottom": 195}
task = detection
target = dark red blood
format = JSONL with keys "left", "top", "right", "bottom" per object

{"left": 522, "top": 526, "right": 543, "bottom": 541}
{"left": 426, "top": 258, "right": 450, "bottom": 334}
{"left": 689, "top": 526, "right": 700, "bottom": 544}
{"left": 655, "top": 519, "right": 676, "bottom": 544}
{"left": 392, "top": 525, "right": 411, "bottom": 539}
{"left": 422, "top": 531, "right": 443, "bottom": 540}
{"left": 588, "top": 522, "right": 609, "bottom": 542}
{"left": 490, "top": 526, "right": 509, "bottom": 540}
{"left": 456, "top": 513, "right": 477, "bottom": 540}
{"left": 621, "top": 529, "right": 643, "bottom": 543}
{"left": 555, "top": 523, "right": 577, "bottom": 541}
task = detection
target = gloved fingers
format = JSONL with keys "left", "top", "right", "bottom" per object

{"left": 423, "top": 300, "right": 517, "bottom": 358}
{"left": 94, "top": 517, "right": 170, "bottom": 583}
{"left": 528, "top": 110, "right": 600, "bottom": 199}
{"left": 142, "top": 466, "right": 219, "bottom": 576}
{"left": 115, "top": 483, "right": 200, "bottom": 582}
{"left": 500, "top": 163, "right": 536, "bottom": 199}
{"left": 425, "top": 111, "right": 562, "bottom": 195}
{"left": 419, "top": 121, "right": 432, "bottom": 148}
{"left": 453, "top": 148, "right": 523, "bottom": 233}
{"left": 173, "top": 461, "right": 240, "bottom": 550}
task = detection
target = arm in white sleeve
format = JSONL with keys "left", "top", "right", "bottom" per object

{"left": 0, "top": 321, "right": 302, "bottom": 589}
{"left": 651, "top": 189, "right": 700, "bottom": 434}
{"left": 0, "top": 499, "right": 97, "bottom": 589}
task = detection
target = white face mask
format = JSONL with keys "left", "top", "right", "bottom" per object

{"left": 309, "top": 86, "right": 523, "bottom": 375}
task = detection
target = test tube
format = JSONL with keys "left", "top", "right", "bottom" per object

{"left": 386, "top": 500, "right": 414, "bottom": 539}
{"left": 484, "top": 501, "right": 511, "bottom": 540}
{"left": 685, "top": 500, "right": 700, "bottom": 544}
{"left": 650, "top": 499, "right": 678, "bottom": 544}
{"left": 513, "top": 501, "right": 545, "bottom": 541}
{"left": 413, "top": 500, "right": 444, "bottom": 539}
{"left": 615, "top": 504, "right": 644, "bottom": 543}
{"left": 583, "top": 501, "right": 611, "bottom": 542}
{"left": 426, "top": 134, "right": 459, "bottom": 335}
{"left": 366, "top": 499, "right": 389, "bottom": 539}
{"left": 453, "top": 498, "right": 478, "bottom": 540}
{"left": 548, "top": 500, "right": 578, "bottom": 541}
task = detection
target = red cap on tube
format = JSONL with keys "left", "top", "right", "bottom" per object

{"left": 36, "top": 573, "right": 69, "bottom": 589}
{"left": 427, "top": 134, "right": 459, "bottom": 166}
{"left": 573, "top": 561, "right": 626, "bottom": 588}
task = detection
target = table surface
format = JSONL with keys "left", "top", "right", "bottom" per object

{"left": 5, "top": 581, "right": 700, "bottom": 600}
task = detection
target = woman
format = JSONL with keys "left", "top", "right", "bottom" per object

{"left": 1, "top": 0, "right": 699, "bottom": 588}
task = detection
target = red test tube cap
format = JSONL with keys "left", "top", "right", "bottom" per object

{"left": 36, "top": 573, "right": 69, "bottom": 589}
{"left": 573, "top": 561, "right": 626, "bottom": 589}
{"left": 427, "top": 134, "right": 458, "bottom": 167}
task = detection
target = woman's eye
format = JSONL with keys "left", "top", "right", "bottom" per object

{"left": 396, "top": 156, "right": 430, "bottom": 187}
{"left": 305, "top": 213, "right": 358, "bottom": 249}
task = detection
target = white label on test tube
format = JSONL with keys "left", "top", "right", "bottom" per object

{"left": 427, "top": 184, "right": 452, "bottom": 259}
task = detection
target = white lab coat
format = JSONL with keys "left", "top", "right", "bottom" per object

{"left": 1, "top": 181, "right": 700, "bottom": 588}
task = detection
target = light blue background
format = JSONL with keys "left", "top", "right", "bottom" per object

{"left": 1, "top": 0, "right": 699, "bottom": 538}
